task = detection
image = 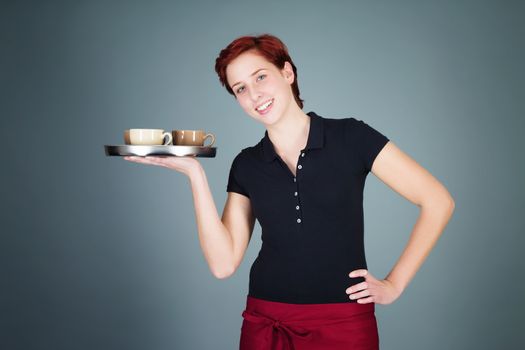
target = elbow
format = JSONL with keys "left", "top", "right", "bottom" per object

{"left": 211, "top": 265, "right": 236, "bottom": 280}
{"left": 213, "top": 270, "right": 234, "bottom": 280}
{"left": 440, "top": 195, "right": 456, "bottom": 219}
{"left": 421, "top": 192, "right": 455, "bottom": 215}
{"left": 444, "top": 192, "right": 455, "bottom": 214}
{"left": 449, "top": 196, "right": 455, "bottom": 212}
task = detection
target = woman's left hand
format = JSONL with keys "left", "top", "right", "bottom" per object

{"left": 346, "top": 269, "right": 403, "bottom": 305}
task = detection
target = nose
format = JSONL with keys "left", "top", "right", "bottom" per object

{"left": 249, "top": 86, "right": 262, "bottom": 102}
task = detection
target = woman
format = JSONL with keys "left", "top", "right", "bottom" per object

{"left": 125, "top": 34, "right": 455, "bottom": 349}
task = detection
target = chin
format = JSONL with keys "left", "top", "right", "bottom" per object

{"left": 256, "top": 109, "right": 281, "bottom": 126}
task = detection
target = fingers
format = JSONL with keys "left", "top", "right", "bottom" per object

{"left": 124, "top": 156, "right": 146, "bottom": 162}
{"left": 346, "top": 281, "right": 368, "bottom": 295}
{"left": 346, "top": 270, "right": 401, "bottom": 305}
{"left": 347, "top": 269, "right": 375, "bottom": 303}
{"left": 349, "top": 269, "right": 368, "bottom": 278}
{"left": 347, "top": 281, "right": 369, "bottom": 300}
{"left": 349, "top": 289, "right": 371, "bottom": 300}
{"left": 357, "top": 296, "right": 374, "bottom": 304}
{"left": 124, "top": 156, "right": 165, "bottom": 166}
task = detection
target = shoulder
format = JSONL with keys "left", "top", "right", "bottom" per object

{"left": 308, "top": 111, "right": 361, "bottom": 128}
{"left": 340, "top": 116, "right": 387, "bottom": 141}
{"left": 310, "top": 111, "right": 385, "bottom": 135}
{"left": 309, "top": 111, "right": 365, "bottom": 139}
{"left": 230, "top": 138, "right": 264, "bottom": 167}
{"left": 340, "top": 116, "right": 369, "bottom": 134}
{"left": 312, "top": 112, "right": 389, "bottom": 159}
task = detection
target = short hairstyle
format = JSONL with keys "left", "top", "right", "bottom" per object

{"left": 214, "top": 33, "right": 304, "bottom": 109}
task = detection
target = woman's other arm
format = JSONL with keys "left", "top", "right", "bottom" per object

{"left": 347, "top": 141, "right": 455, "bottom": 304}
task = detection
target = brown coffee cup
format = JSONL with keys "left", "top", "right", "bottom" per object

{"left": 171, "top": 130, "right": 215, "bottom": 147}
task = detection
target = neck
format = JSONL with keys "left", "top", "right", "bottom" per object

{"left": 266, "top": 103, "right": 310, "bottom": 154}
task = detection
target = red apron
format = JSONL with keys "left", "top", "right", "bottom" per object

{"left": 239, "top": 296, "right": 379, "bottom": 350}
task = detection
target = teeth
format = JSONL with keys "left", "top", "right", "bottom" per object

{"left": 256, "top": 99, "right": 273, "bottom": 111}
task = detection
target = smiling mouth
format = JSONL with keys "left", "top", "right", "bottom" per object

{"left": 255, "top": 99, "right": 274, "bottom": 112}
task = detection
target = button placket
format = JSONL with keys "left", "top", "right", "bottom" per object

{"left": 294, "top": 150, "right": 306, "bottom": 226}
{"left": 294, "top": 177, "right": 301, "bottom": 225}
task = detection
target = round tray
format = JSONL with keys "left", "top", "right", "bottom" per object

{"left": 104, "top": 145, "right": 216, "bottom": 157}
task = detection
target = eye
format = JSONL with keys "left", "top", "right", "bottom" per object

{"left": 256, "top": 74, "right": 266, "bottom": 81}
{"left": 236, "top": 86, "right": 245, "bottom": 94}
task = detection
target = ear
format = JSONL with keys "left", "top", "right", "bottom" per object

{"left": 281, "top": 62, "right": 295, "bottom": 84}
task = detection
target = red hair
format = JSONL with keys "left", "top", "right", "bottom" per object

{"left": 215, "top": 33, "right": 304, "bottom": 109}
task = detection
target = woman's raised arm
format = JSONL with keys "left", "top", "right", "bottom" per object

{"left": 124, "top": 156, "right": 255, "bottom": 279}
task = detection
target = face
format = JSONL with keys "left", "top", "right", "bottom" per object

{"left": 226, "top": 50, "right": 295, "bottom": 125}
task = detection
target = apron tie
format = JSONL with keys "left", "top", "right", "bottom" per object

{"left": 242, "top": 310, "right": 313, "bottom": 350}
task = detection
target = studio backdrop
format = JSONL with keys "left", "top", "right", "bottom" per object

{"left": 1, "top": 0, "right": 523, "bottom": 349}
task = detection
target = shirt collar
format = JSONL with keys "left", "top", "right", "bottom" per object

{"left": 262, "top": 111, "right": 324, "bottom": 162}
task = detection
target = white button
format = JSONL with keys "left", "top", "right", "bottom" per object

{"left": 297, "top": 218, "right": 301, "bottom": 223}
{"left": 293, "top": 177, "right": 296, "bottom": 182}
{"left": 298, "top": 165, "right": 302, "bottom": 169}
{"left": 296, "top": 205, "right": 300, "bottom": 210}
{"left": 301, "top": 153, "right": 305, "bottom": 157}
{"left": 294, "top": 191, "right": 298, "bottom": 196}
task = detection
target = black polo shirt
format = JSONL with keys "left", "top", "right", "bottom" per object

{"left": 226, "top": 111, "right": 390, "bottom": 304}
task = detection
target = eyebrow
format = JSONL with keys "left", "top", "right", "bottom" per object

{"left": 231, "top": 68, "right": 266, "bottom": 89}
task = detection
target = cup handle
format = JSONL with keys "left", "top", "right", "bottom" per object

{"left": 162, "top": 132, "right": 173, "bottom": 145}
{"left": 203, "top": 133, "right": 215, "bottom": 147}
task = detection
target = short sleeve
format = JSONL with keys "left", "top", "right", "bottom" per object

{"left": 347, "top": 118, "right": 390, "bottom": 173}
{"left": 226, "top": 152, "right": 250, "bottom": 198}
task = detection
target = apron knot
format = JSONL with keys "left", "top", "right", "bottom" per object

{"left": 242, "top": 310, "right": 313, "bottom": 350}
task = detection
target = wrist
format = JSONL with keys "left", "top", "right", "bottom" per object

{"left": 385, "top": 276, "right": 406, "bottom": 295}
{"left": 187, "top": 160, "right": 204, "bottom": 180}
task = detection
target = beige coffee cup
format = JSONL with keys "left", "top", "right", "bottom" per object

{"left": 124, "top": 129, "right": 173, "bottom": 145}
{"left": 171, "top": 130, "right": 215, "bottom": 147}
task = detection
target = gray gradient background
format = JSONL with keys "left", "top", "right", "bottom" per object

{"left": 1, "top": 0, "right": 524, "bottom": 349}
